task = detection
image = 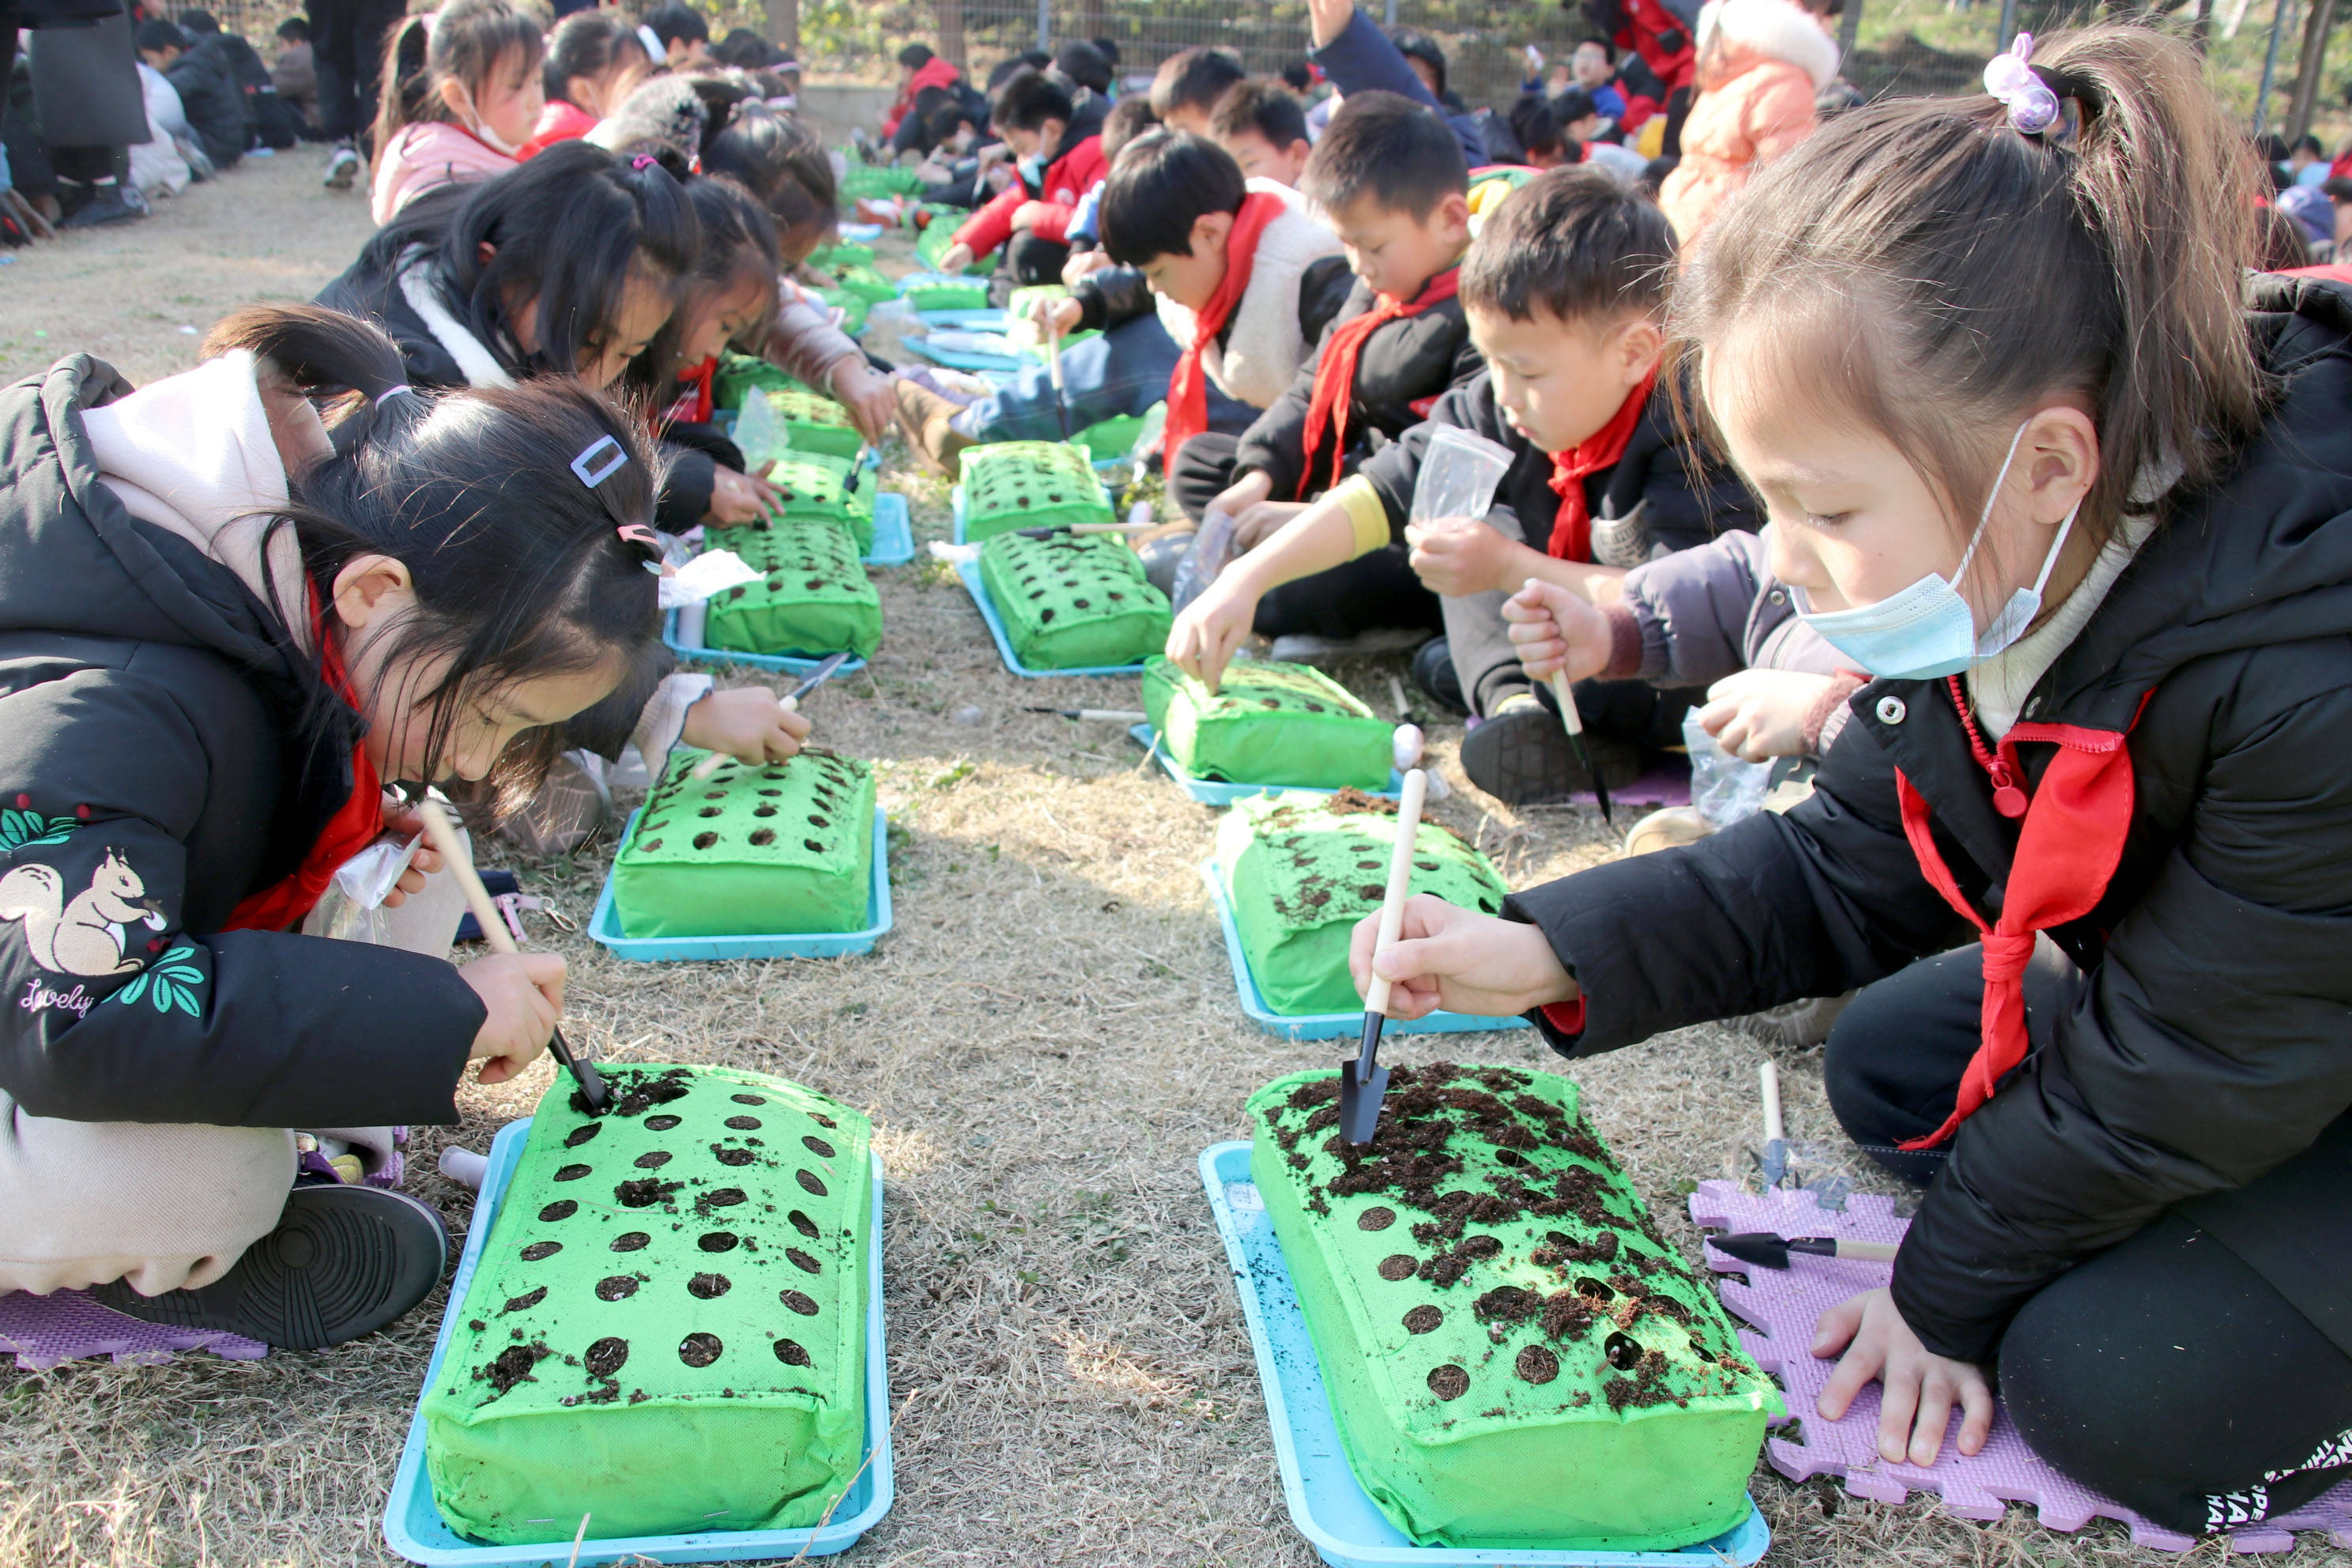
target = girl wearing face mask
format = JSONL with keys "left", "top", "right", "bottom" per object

{"left": 1348, "top": 27, "right": 2352, "bottom": 1537}
{"left": 370, "top": 0, "right": 546, "bottom": 224}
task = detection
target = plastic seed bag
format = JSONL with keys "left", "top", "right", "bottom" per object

{"left": 731, "top": 388, "right": 791, "bottom": 474}
{"left": 310, "top": 831, "right": 422, "bottom": 944}
{"left": 1408, "top": 426, "right": 1515, "bottom": 529}
{"left": 1683, "top": 709, "right": 1772, "bottom": 827}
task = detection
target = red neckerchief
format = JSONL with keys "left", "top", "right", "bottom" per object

{"left": 1295, "top": 267, "right": 1461, "bottom": 499}
{"left": 1891, "top": 677, "right": 2148, "bottom": 1149}
{"left": 1546, "top": 368, "right": 1657, "bottom": 560}
{"left": 222, "top": 596, "right": 387, "bottom": 933}
{"left": 1162, "top": 192, "right": 1288, "bottom": 472}
{"left": 662, "top": 355, "right": 717, "bottom": 428}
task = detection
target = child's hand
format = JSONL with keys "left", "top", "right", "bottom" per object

{"left": 1306, "top": 0, "right": 1358, "bottom": 48}
{"left": 1502, "top": 578, "right": 1612, "bottom": 683}
{"left": 705, "top": 462, "right": 783, "bottom": 525}
{"left": 1348, "top": 894, "right": 1577, "bottom": 1020}
{"left": 377, "top": 797, "right": 443, "bottom": 909}
{"left": 827, "top": 359, "right": 899, "bottom": 443}
{"left": 683, "top": 685, "right": 814, "bottom": 765}
{"left": 1696, "top": 669, "right": 1841, "bottom": 761}
{"left": 1167, "top": 572, "right": 1261, "bottom": 694}
{"left": 1027, "top": 294, "right": 1084, "bottom": 339}
{"left": 1813, "top": 1287, "right": 1994, "bottom": 1467}
{"left": 1209, "top": 469, "right": 1274, "bottom": 522}
{"left": 1405, "top": 517, "right": 1523, "bottom": 598}
{"left": 936, "top": 240, "right": 977, "bottom": 275}
{"left": 462, "top": 952, "right": 565, "bottom": 1085}
{"left": 1011, "top": 200, "right": 1052, "bottom": 232}
{"left": 1062, "top": 248, "right": 1114, "bottom": 288}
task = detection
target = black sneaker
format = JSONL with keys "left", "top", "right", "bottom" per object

{"left": 1458, "top": 701, "right": 1642, "bottom": 806}
{"left": 59, "top": 186, "right": 142, "bottom": 229}
{"left": 1409, "top": 636, "right": 1466, "bottom": 714}
{"left": 95, "top": 1182, "right": 447, "bottom": 1349}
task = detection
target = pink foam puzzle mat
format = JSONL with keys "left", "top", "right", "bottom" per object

{"left": 0, "top": 1289, "right": 266, "bottom": 1370}
{"left": 1687, "top": 1181, "right": 2352, "bottom": 1553}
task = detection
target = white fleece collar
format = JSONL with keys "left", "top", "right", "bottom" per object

{"left": 80, "top": 352, "right": 317, "bottom": 653}
{"left": 1696, "top": 0, "right": 1841, "bottom": 90}
{"left": 1154, "top": 179, "right": 1344, "bottom": 412}
{"left": 398, "top": 247, "right": 515, "bottom": 390}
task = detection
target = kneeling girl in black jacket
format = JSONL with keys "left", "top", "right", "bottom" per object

{"left": 1351, "top": 27, "right": 2352, "bottom": 1536}
{"left": 0, "top": 307, "right": 669, "bottom": 1348}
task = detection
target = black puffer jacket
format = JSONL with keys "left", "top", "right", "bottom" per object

{"left": 0, "top": 356, "right": 481, "bottom": 1129}
{"left": 166, "top": 47, "right": 247, "bottom": 168}
{"left": 1232, "top": 274, "right": 1483, "bottom": 502}
{"left": 1511, "top": 275, "right": 2352, "bottom": 1363}
{"left": 1355, "top": 370, "right": 1758, "bottom": 560}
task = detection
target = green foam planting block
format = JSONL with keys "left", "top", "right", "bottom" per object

{"left": 838, "top": 164, "right": 923, "bottom": 203}
{"left": 765, "top": 450, "right": 875, "bottom": 551}
{"left": 1142, "top": 656, "right": 1394, "bottom": 790}
{"left": 702, "top": 518, "right": 881, "bottom": 660}
{"left": 1248, "top": 1063, "right": 1779, "bottom": 1550}
{"left": 956, "top": 441, "right": 1112, "bottom": 540}
{"left": 978, "top": 532, "right": 1170, "bottom": 669}
{"left": 1213, "top": 792, "right": 1509, "bottom": 1015}
{"left": 748, "top": 387, "right": 865, "bottom": 464}
{"left": 1075, "top": 413, "right": 1144, "bottom": 460}
{"left": 805, "top": 242, "right": 876, "bottom": 272}
{"left": 903, "top": 276, "right": 991, "bottom": 311}
{"left": 711, "top": 352, "right": 797, "bottom": 413}
{"left": 423, "top": 1065, "right": 873, "bottom": 1545}
{"left": 812, "top": 289, "right": 870, "bottom": 338}
{"left": 914, "top": 216, "right": 989, "bottom": 274}
{"left": 830, "top": 264, "right": 898, "bottom": 304}
{"left": 612, "top": 748, "right": 876, "bottom": 938}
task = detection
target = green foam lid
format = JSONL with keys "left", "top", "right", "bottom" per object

{"left": 422, "top": 1065, "right": 873, "bottom": 1545}
{"left": 1212, "top": 792, "right": 1509, "bottom": 1015}
{"left": 702, "top": 518, "right": 881, "bottom": 659}
{"left": 613, "top": 748, "right": 876, "bottom": 938}
{"left": 1247, "top": 1062, "right": 1780, "bottom": 1549}
{"left": 1141, "top": 656, "right": 1393, "bottom": 790}
{"left": 978, "top": 532, "right": 1170, "bottom": 670}
{"left": 956, "top": 441, "right": 1112, "bottom": 540}
{"left": 750, "top": 388, "right": 865, "bottom": 464}
{"left": 903, "top": 276, "right": 991, "bottom": 311}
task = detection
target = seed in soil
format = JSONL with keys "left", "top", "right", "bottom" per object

{"left": 1515, "top": 1345, "right": 1561, "bottom": 1385}
{"left": 1402, "top": 1305, "right": 1444, "bottom": 1335}
{"left": 1604, "top": 1332, "right": 1642, "bottom": 1371}
{"left": 678, "top": 1333, "right": 724, "bottom": 1368}
{"left": 1378, "top": 1254, "right": 1419, "bottom": 1281}
{"left": 1427, "top": 1365, "right": 1470, "bottom": 1401}
{"left": 688, "top": 1272, "right": 732, "bottom": 1299}
{"left": 595, "top": 1276, "right": 640, "bottom": 1302}
{"left": 584, "top": 1337, "right": 629, "bottom": 1378}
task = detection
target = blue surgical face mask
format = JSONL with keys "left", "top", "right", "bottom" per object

{"left": 1018, "top": 153, "right": 1046, "bottom": 186}
{"left": 1792, "top": 420, "right": 2080, "bottom": 680}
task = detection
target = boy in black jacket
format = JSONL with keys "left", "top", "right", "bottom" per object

{"left": 1166, "top": 166, "right": 1757, "bottom": 804}
{"left": 1176, "top": 91, "right": 1482, "bottom": 644}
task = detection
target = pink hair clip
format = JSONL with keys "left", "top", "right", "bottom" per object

{"left": 1984, "top": 33, "right": 2060, "bottom": 135}
{"left": 631, "top": 153, "right": 660, "bottom": 171}
{"left": 616, "top": 523, "right": 661, "bottom": 548}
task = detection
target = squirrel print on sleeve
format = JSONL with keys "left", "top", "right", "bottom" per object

{"left": 0, "top": 848, "right": 168, "bottom": 978}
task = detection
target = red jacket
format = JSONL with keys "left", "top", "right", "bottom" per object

{"left": 881, "top": 57, "right": 964, "bottom": 138}
{"left": 950, "top": 134, "right": 1107, "bottom": 260}
{"left": 519, "top": 100, "right": 597, "bottom": 160}
{"left": 1614, "top": 0, "right": 1698, "bottom": 94}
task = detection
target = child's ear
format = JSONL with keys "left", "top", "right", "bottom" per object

{"left": 437, "top": 76, "right": 473, "bottom": 120}
{"left": 1430, "top": 190, "right": 1473, "bottom": 245}
{"left": 1192, "top": 209, "right": 1235, "bottom": 256}
{"left": 1612, "top": 315, "right": 1665, "bottom": 384}
{"left": 330, "top": 554, "right": 417, "bottom": 635}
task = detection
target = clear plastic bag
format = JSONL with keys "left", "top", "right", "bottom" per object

{"left": 1170, "top": 505, "right": 1238, "bottom": 613}
{"left": 309, "top": 832, "right": 422, "bottom": 944}
{"left": 731, "top": 388, "right": 790, "bottom": 473}
{"left": 1408, "top": 426, "right": 1516, "bottom": 529}
{"left": 1683, "top": 709, "right": 1772, "bottom": 827}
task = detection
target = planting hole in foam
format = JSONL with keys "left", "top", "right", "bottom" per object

{"left": 698, "top": 1232, "right": 739, "bottom": 1252}
{"left": 564, "top": 1125, "right": 601, "bottom": 1148}
{"left": 552, "top": 1165, "right": 590, "bottom": 1182}
{"left": 644, "top": 1115, "right": 680, "bottom": 1132}
{"left": 779, "top": 1289, "right": 820, "bottom": 1317}
{"left": 538, "top": 1201, "right": 577, "bottom": 1222}
{"left": 1516, "top": 1345, "right": 1561, "bottom": 1384}
{"left": 520, "top": 1242, "right": 561, "bottom": 1261}
{"left": 635, "top": 1152, "right": 672, "bottom": 1169}
{"left": 1378, "top": 1254, "right": 1418, "bottom": 1281}
{"left": 1604, "top": 1332, "right": 1642, "bottom": 1371}
{"left": 688, "top": 1272, "right": 732, "bottom": 1299}
{"left": 584, "top": 1337, "right": 628, "bottom": 1378}
{"left": 786, "top": 1249, "right": 822, "bottom": 1275}
{"left": 774, "top": 1339, "right": 811, "bottom": 1366}
{"left": 1403, "top": 1306, "right": 1443, "bottom": 1335}
{"left": 595, "top": 1276, "right": 639, "bottom": 1301}
{"left": 797, "top": 1170, "right": 827, "bottom": 1197}
{"left": 788, "top": 1210, "right": 820, "bottom": 1238}
{"left": 1427, "top": 1365, "right": 1470, "bottom": 1401}
{"left": 678, "top": 1332, "right": 723, "bottom": 1367}
{"left": 611, "top": 1232, "right": 650, "bottom": 1252}
{"left": 803, "top": 1136, "right": 835, "bottom": 1157}
{"left": 726, "top": 1116, "right": 762, "bottom": 1131}
{"left": 1359, "top": 1208, "right": 1395, "bottom": 1231}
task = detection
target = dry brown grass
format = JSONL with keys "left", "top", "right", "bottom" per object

{"left": 6, "top": 151, "right": 2349, "bottom": 1568}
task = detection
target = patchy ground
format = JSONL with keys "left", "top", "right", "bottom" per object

{"left": 6, "top": 149, "right": 2346, "bottom": 1568}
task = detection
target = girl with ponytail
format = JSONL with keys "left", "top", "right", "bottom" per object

{"left": 0, "top": 306, "right": 667, "bottom": 1351}
{"left": 1350, "top": 26, "right": 2352, "bottom": 1532}
{"left": 371, "top": 0, "right": 547, "bottom": 224}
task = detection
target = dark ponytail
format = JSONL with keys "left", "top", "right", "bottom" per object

{"left": 704, "top": 102, "right": 835, "bottom": 254}
{"left": 1672, "top": 24, "right": 2268, "bottom": 553}
{"left": 200, "top": 307, "right": 667, "bottom": 814}
{"left": 625, "top": 174, "right": 782, "bottom": 398}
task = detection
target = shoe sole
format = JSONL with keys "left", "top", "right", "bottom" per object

{"left": 96, "top": 1183, "right": 447, "bottom": 1349}
{"left": 1460, "top": 711, "right": 1585, "bottom": 805}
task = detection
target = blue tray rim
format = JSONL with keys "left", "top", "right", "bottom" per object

{"left": 1197, "top": 1142, "right": 1770, "bottom": 1567}
{"left": 864, "top": 492, "right": 916, "bottom": 567}
{"left": 951, "top": 556, "right": 1150, "bottom": 680}
{"left": 382, "top": 1124, "right": 892, "bottom": 1566}
{"left": 1128, "top": 723, "right": 1404, "bottom": 805}
{"left": 588, "top": 805, "right": 893, "bottom": 962}
{"left": 662, "top": 610, "right": 873, "bottom": 677}
{"left": 1197, "top": 861, "right": 1528, "bottom": 1040}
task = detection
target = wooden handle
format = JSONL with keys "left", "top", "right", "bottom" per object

{"left": 1046, "top": 318, "right": 1066, "bottom": 392}
{"left": 1838, "top": 1239, "right": 1902, "bottom": 1263}
{"left": 1760, "top": 1060, "right": 1785, "bottom": 1144}
{"left": 1363, "top": 768, "right": 1430, "bottom": 1020}
{"left": 1547, "top": 670, "right": 1586, "bottom": 738}
{"left": 415, "top": 800, "right": 517, "bottom": 957}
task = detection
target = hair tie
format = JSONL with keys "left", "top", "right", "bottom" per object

{"left": 375, "top": 383, "right": 415, "bottom": 406}
{"left": 616, "top": 522, "right": 661, "bottom": 548}
{"left": 572, "top": 434, "right": 629, "bottom": 488}
{"left": 1984, "top": 33, "right": 2060, "bottom": 135}
{"left": 631, "top": 153, "right": 659, "bottom": 171}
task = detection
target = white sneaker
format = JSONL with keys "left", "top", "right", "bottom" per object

{"left": 323, "top": 145, "right": 360, "bottom": 190}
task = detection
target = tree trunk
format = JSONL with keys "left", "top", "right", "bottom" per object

{"left": 937, "top": 0, "right": 968, "bottom": 70}
{"left": 763, "top": 0, "right": 798, "bottom": 56}
{"left": 2287, "top": 0, "right": 2341, "bottom": 140}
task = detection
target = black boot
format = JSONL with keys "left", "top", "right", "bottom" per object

{"left": 96, "top": 1181, "right": 448, "bottom": 1348}
{"left": 1409, "top": 636, "right": 1466, "bottom": 715}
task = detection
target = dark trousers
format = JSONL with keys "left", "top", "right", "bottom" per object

{"left": 1439, "top": 578, "right": 1690, "bottom": 743}
{"left": 1825, "top": 944, "right": 2352, "bottom": 1534}
{"left": 307, "top": 0, "right": 403, "bottom": 148}
{"left": 1001, "top": 229, "right": 1069, "bottom": 288}
{"left": 1168, "top": 432, "right": 1443, "bottom": 642}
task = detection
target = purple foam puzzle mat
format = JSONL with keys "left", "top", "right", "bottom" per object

{"left": 1688, "top": 1181, "right": 2352, "bottom": 1553}
{"left": 0, "top": 1289, "right": 266, "bottom": 1370}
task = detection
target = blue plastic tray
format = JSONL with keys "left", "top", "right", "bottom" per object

{"left": 952, "top": 557, "right": 1150, "bottom": 679}
{"left": 382, "top": 1121, "right": 894, "bottom": 1566}
{"left": 836, "top": 221, "right": 884, "bottom": 242}
{"left": 1199, "top": 1142, "right": 1770, "bottom": 1568}
{"left": 589, "top": 807, "right": 892, "bottom": 962}
{"left": 1129, "top": 724, "right": 1404, "bottom": 805}
{"left": 662, "top": 611, "right": 870, "bottom": 677}
{"left": 917, "top": 307, "right": 1008, "bottom": 330}
{"left": 865, "top": 492, "right": 915, "bottom": 566}
{"left": 1199, "top": 862, "right": 1528, "bottom": 1041}
{"left": 906, "top": 337, "right": 1027, "bottom": 374}
{"left": 948, "top": 481, "right": 1123, "bottom": 545}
